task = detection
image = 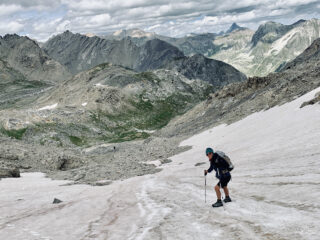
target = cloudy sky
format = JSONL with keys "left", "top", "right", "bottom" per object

{"left": 1, "top": 0, "right": 320, "bottom": 41}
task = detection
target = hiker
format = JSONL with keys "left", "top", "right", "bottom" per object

{"left": 204, "top": 147, "right": 232, "bottom": 207}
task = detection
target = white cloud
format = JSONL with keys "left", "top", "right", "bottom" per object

{"left": 199, "top": 10, "right": 258, "bottom": 26}
{"left": 33, "top": 18, "right": 62, "bottom": 32}
{"left": 0, "top": 0, "right": 61, "bottom": 9}
{"left": 0, "top": 4, "right": 22, "bottom": 16}
{"left": 0, "top": 0, "right": 320, "bottom": 40}
{"left": 56, "top": 20, "right": 71, "bottom": 32}
{"left": 90, "top": 13, "right": 111, "bottom": 25}
{"left": 0, "top": 21, "right": 24, "bottom": 35}
{"left": 274, "top": 0, "right": 318, "bottom": 7}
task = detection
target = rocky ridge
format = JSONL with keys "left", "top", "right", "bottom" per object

{"left": 43, "top": 31, "right": 187, "bottom": 74}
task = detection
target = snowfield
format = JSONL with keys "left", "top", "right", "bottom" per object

{"left": 1, "top": 88, "right": 320, "bottom": 240}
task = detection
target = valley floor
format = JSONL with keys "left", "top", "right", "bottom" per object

{"left": 0, "top": 87, "right": 320, "bottom": 240}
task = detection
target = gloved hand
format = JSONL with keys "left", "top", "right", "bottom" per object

{"left": 204, "top": 170, "right": 208, "bottom": 176}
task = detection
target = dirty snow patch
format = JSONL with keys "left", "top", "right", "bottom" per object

{"left": 134, "top": 128, "right": 156, "bottom": 134}
{"left": 37, "top": 103, "right": 57, "bottom": 111}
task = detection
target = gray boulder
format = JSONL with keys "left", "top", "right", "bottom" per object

{"left": 53, "top": 198, "right": 63, "bottom": 204}
{"left": 0, "top": 167, "right": 20, "bottom": 178}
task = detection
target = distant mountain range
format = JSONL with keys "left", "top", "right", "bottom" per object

{"left": 211, "top": 19, "right": 320, "bottom": 76}
{"left": 42, "top": 30, "right": 245, "bottom": 86}
{"left": 96, "top": 18, "right": 320, "bottom": 77}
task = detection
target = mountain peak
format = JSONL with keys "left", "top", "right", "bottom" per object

{"left": 61, "top": 30, "right": 75, "bottom": 37}
{"left": 292, "top": 19, "right": 306, "bottom": 26}
{"left": 263, "top": 21, "right": 281, "bottom": 26}
{"left": 226, "top": 23, "right": 243, "bottom": 33}
{"left": 251, "top": 21, "right": 293, "bottom": 46}
{"left": 3, "top": 33, "right": 20, "bottom": 40}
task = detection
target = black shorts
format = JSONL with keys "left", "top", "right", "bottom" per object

{"left": 217, "top": 173, "right": 231, "bottom": 188}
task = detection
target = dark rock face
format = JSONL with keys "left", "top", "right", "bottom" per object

{"left": 43, "top": 31, "right": 184, "bottom": 74}
{"left": 136, "top": 39, "right": 184, "bottom": 71}
{"left": 0, "top": 168, "right": 20, "bottom": 178}
{"left": 0, "top": 34, "right": 71, "bottom": 83}
{"left": 162, "top": 54, "right": 247, "bottom": 87}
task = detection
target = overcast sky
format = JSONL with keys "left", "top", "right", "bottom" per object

{"left": 1, "top": 0, "right": 320, "bottom": 41}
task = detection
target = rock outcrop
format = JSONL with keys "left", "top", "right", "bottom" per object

{"left": 0, "top": 167, "right": 20, "bottom": 178}
{"left": 0, "top": 34, "right": 71, "bottom": 83}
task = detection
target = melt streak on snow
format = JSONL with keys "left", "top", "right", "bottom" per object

{"left": 1, "top": 88, "right": 320, "bottom": 239}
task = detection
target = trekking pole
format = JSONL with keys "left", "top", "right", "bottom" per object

{"left": 204, "top": 174, "right": 207, "bottom": 203}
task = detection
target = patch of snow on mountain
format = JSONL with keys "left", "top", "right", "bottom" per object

{"left": 267, "top": 28, "right": 300, "bottom": 56}
{"left": 37, "top": 103, "right": 58, "bottom": 111}
{"left": 113, "top": 29, "right": 123, "bottom": 36}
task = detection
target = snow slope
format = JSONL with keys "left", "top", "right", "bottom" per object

{"left": 1, "top": 88, "right": 320, "bottom": 240}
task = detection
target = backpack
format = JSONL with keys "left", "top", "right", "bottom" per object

{"left": 216, "top": 151, "right": 234, "bottom": 172}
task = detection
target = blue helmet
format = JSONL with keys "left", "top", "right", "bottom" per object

{"left": 205, "top": 147, "right": 214, "bottom": 155}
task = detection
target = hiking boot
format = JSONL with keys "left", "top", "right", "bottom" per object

{"left": 212, "top": 200, "right": 223, "bottom": 208}
{"left": 224, "top": 196, "right": 232, "bottom": 203}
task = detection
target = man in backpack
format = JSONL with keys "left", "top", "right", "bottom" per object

{"left": 204, "top": 147, "right": 232, "bottom": 207}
